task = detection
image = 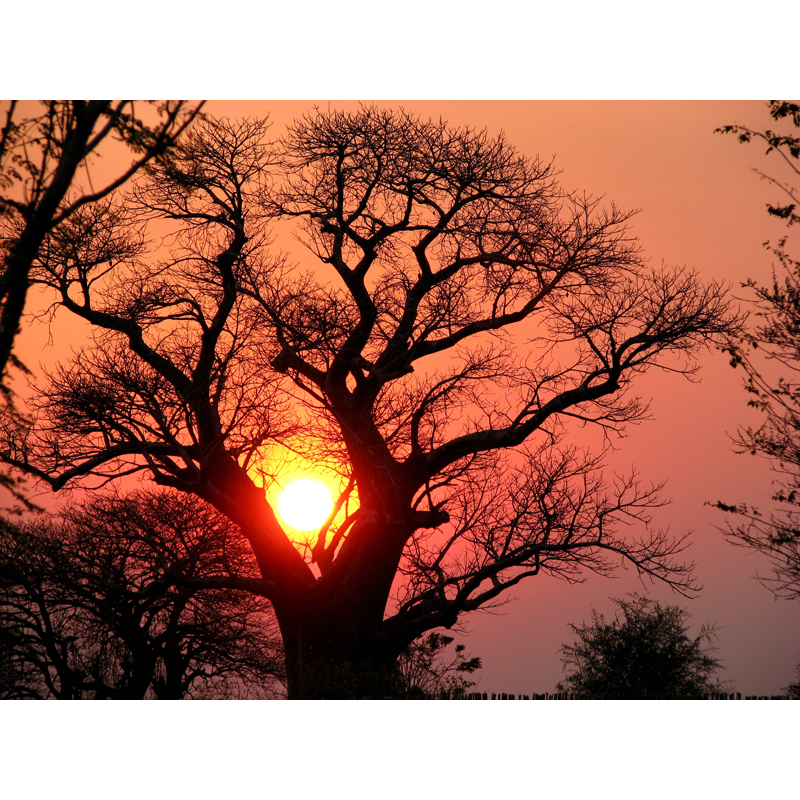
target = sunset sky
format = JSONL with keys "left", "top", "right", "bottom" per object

{"left": 3, "top": 7, "right": 799, "bottom": 800}
{"left": 13, "top": 100, "right": 799, "bottom": 696}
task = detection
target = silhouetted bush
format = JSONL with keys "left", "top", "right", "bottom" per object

{"left": 557, "top": 594, "right": 727, "bottom": 699}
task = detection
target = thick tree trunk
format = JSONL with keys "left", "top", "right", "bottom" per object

{"left": 273, "top": 518, "right": 414, "bottom": 699}
{"left": 209, "top": 463, "right": 420, "bottom": 697}
{"left": 278, "top": 605, "right": 403, "bottom": 699}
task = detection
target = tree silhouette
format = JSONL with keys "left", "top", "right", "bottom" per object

{"left": 0, "top": 100, "right": 203, "bottom": 508}
{"left": 3, "top": 107, "right": 741, "bottom": 697}
{"left": 396, "top": 631, "right": 481, "bottom": 699}
{"left": 784, "top": 664, "right": 800, "bottom": 698}
{"left": 715, "top": 102, "right": 800, "bottom": 602}
{"left": 0, "top": 490, "right": 284, "bottom": 699}
{"left": 556, "top": 594, "right": 726, "bottom": 699}
{"left": 716, "top": 101, "right": 800, "bottom": 227}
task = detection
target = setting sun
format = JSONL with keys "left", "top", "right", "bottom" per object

{"left": 277, "top": 478, "right": 334, "bottom": 530}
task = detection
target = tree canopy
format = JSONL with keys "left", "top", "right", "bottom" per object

{"left": 1, "top": 106, "right": 742, "bottom": 697}
{"left": 0, "top": 490, "right": 284, "bottom": 699}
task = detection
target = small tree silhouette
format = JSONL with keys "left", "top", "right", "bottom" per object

{"left": 397, "top": 632, "right": 482, "bottom": 699}
{"left": 784, "top": 664, "right": 800, "bottom": 699}
{"left": 557, "top": 594, "right": 727, "bottom": 699}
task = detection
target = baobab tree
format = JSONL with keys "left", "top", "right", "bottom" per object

{"left": 3, "top": 107, "right": 741, "bottom": 697}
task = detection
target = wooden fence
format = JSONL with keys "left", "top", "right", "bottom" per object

{"left": 443, "top": 691, "right": 792, "bottom": 700}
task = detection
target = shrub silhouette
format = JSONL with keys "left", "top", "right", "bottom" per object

{"left": 557, "top": 594, "right": 726, "bottom": 699}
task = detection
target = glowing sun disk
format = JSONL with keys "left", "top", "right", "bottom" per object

{"left": 278, "top": 479, "right": 334, "bottom": 530}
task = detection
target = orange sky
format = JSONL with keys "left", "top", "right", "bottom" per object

{"left": 14, "top": 100, "right": 800, "bottom": 695}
